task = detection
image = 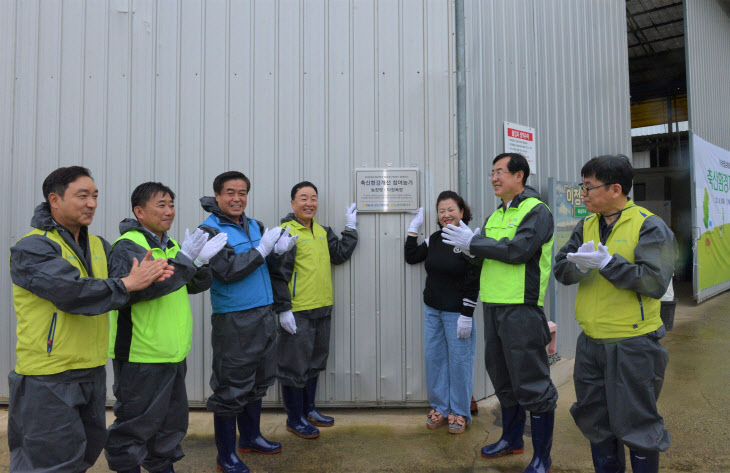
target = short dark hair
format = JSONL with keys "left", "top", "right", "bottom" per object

{"left": 436, "top": 190, "right": 472, "bottom": 228}
{"left": 131, "top": 182, "right": 176, "bottom": 212}
{"left": 214, "top": 171, "right": 251, "bottom": 195}
{"left": 290, "top": 181, "right": 318, "bottom": 200}
{"left": 42, "top": 166, "right": 93, "bottom": 203}
{"left": 493, "top": 153, "right": 530, "bottom": 185}
{"left": 581, "top": 155, "right": 633, "bottom": 196}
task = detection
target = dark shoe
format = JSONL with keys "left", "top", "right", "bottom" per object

{"left": 629, "top": 449, "right": 659, "bottom": 473}
{"left": 470, "top": 396, "right": 479, "bottom": 416}
{"left": 152, "top": 467, "right": 175, "bottom": 473}
{"left": 281, "top": 385, "right": 320, "bottom": 439}
{"left": 214, "top": 415, "right": 250, "bottom": 473}
{"left": 303, "top": 377, "right": 334, "bottom": 427}
{"left": 524, "top": 411, "right": 554, "bottom": 473}
{"left": 591, "top": 439, "right": 626, "bottom": 473}
{"left": 237, "top": 399, "right": 282, "bottom": 454}
{"left": 481, "top": 405, "right": 526, "bottom": 458}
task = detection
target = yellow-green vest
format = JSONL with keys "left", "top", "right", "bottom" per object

{"left": 480, "top": 197, "right": 553, "bottom": 306}
{"left": 12, "top": 229, "right": 109, "bottom": 375}
{"left": 281, "top": 219, "right": 333, "bottom": 312}
{"left": 108, "top": 230, "right": 192, "bottom": 362}
{"left": 575, "top": 202, "right": 662, "bottom": 338}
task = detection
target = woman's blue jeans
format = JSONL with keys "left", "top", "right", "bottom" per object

{"left": 424, "top": 304, "right": 477, "bottom": 422}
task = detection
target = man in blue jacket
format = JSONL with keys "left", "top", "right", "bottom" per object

{"left": 199, "top": 171, "right": 298, "bottom": 473}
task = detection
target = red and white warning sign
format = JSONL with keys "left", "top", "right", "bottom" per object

{"left": 504, "top": 122, "right": 536, "bottom": 173}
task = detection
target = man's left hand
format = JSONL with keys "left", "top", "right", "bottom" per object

{"left": 566, "top": 242, "right": 613, "bottom": 270}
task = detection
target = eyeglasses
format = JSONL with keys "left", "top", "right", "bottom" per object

{"left": 490, "top": 169, "right": 513, "bottom": 178}
{"left": 579, "top": 183, "right": 610, "bottom": 194}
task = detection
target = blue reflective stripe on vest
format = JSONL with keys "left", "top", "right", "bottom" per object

{"left": 202, "top": 214, "right": 274, "bottom": 313}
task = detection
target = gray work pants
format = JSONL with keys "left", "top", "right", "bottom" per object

{"left": 277, "top": 306, "right": 333, "bottom": 388}
{"left": 483, "top": 303, "right": 558, "bottom": 413}
{"left": 571, "top": 328, "right": 671, "bottom": 451}
{"left": 8, "top": 366, "right": 107, "bottom": 473}
{"left": 105, "top": 360, "right": 188, "bottom": 472}
{"left": 207, "top": 305, "right": 278, "bottom": 413}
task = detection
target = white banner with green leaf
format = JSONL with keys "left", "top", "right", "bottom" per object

{"left": 694, "top": 134, "right": 730, "bottom": 300}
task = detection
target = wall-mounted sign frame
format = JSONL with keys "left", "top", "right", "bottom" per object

{"left": 355, "top": 168, "right": 419, "bottom": 212}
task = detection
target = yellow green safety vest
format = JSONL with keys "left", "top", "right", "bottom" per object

{"left": 281, "top": 219, "right": 333, "bottom": 312}
{"left": 480, "top": 197, "right": 553, "bottom": 306}
{"left": 575, "top": 202, "right": 662, "bottom": 338}
{"left": 12, "top": 229, "right": 109, "bottom": 375}
{"left": 108, "top": 230, "right": 192, "bottom": 363}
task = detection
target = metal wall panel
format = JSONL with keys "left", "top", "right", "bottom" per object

{"left": 686, "top": 0, "right": 730, "bottom": 151}
{"left": 685, "top": 1, "right": 730, "bottom": 302}
{"left": 463, "top": 0, "right": 631, "bottom": 400}
{"left": 1, "top": 0, "right": 456, "bottom": 405}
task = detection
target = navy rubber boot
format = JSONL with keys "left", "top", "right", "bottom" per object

{"left": 629, "top": 449, "right": 659, "bottom": 473}
{"left": 481, "top": 405, "right": 526, "bottom": 458}
{"left": 591, "top": 439, "right": 626, "bottom": 473}
{"left": 304, "top": 377, "right": 334, "bottom": 427}
{"left": 214, "top": 415, "right": 250, "bottom": 473}
{"left": 524, "top": 411, "right": 554, "bottom": 473}
{"left": 281, "top": 385, "right": 320, "bottom": 439}
{"left": 237, "top": 399, "right": 282, "bottom": 454}
{"left": 153, "top": 467, "right": 175, "bottom": 473}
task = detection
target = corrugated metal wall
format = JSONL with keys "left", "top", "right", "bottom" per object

{"left": 1, "top": 0, "right": 633, "bottom": 405}
{"left": 685, "top": 0, "right": 730, "bottom": 302}
{"left": 0, "top": 0, "right": 456, "bottom": 405}
{"left": 463, "top": 0, "right": 631, "bottom": 393}
{"left": 685, "top": 0, "right": 730, "bottom": 151}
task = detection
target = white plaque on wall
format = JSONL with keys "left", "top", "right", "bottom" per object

{"left": 355, "top": 168, "right": 419, "bottom": 212}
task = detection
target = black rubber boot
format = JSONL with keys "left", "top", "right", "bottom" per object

{"left": 304, "top": 377, "right": 334, "bottom": 427}
{"left": 481, "top": 405, "right": 526, "bottom": 458}
{"left": 214, "top": 414, "right": 250, "bottom": 473}
{"left": 524, "top": 410, "right": 554, "bottom": 473}
{"left": 281, "top": 385, "right": 320, "bottom": 439}
{"left": 629, "top": 449, "right": 659, "bottom": 473}
{"left": 591, "top": 438, "right": 626, "bottom": 473}
{"left": 237, "top": 399, "right": 282, "bottom": 454}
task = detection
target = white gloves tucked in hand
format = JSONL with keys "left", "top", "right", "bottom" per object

{"left": 194, "top": 232, "right": 228, "bottom": 267}
{"left": 456, "top": 315, "right": 472, "bottom": 339}
{"left": 345, "top": 203, "right": 357, "bottom": 229}
{"left": 441, "top": 221, "right": 476, "bottom": 251}
{"left": 256, "top": 227, "right": 283, "bottom": 258}
{"left": 274, "top": 227, "right": 298, "bottom": 254}
{"left": 408, "top": 207, "right": 424, "bottom": 234}
{"left": 566, "top": 240, "right": 613, "bottom": 271}
{"left": 180, "top": 228, "right": 208, "bottom": 261}
{"left": 279, "top": 310, "right": 297, "bottom": 334}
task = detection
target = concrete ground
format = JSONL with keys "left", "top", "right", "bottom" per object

{"left": 1, "top": 281, "right": 729, "bottom": 472}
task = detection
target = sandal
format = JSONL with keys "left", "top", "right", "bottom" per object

{"left": 426, "top": 409, "right": 447, "bottom": 430}
{"left": 448, "top": 413, "right": 466, "bottom": 434}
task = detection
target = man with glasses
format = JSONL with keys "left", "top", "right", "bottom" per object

{"left": 442, "top": 153, "right": 557, "bottom": 473}
{"left": 554, "top": 155, "right": 676, "bottom": 473}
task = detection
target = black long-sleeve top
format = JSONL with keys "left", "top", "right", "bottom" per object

{"left": 405, "top": 230, "right": 480, "bottom": 316}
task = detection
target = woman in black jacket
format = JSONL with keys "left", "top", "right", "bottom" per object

{"left": 405, "top": 190, "right": 480, "bottom": 434}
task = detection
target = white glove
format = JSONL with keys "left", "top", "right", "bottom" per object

{"left": 572, "top": 241, "right": 595, "bottom": 272}
{"left": 193, "top": 232, "right": 228, "bottom": 267}
{"left": 256, "top": 227, "right": 282, "bottom": 258}
{"left": 456, "top": 315, "right": 472, "bottom": 339}
{"left": 441, "top": 221, "right": 475, "bottom": 251}
{"left": 407, "top": 207, "right": 424, "bottom": 234}
{"left": 566, "top": 242, "right": 613, "bottom": 270}
{"left": 279, "top": 310, "right": 297, "bottom": 334}
{"left": 180, "top": 228, "right": 208, "bottom": 261}
{"left": 345, "top": 203, "right": 357, "bottom": 229}
{"left": 274, "top": 226, "right": 299, "bottom": 254}
{"left": 595, "top": 243, "right": 613, "bottom": 269}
